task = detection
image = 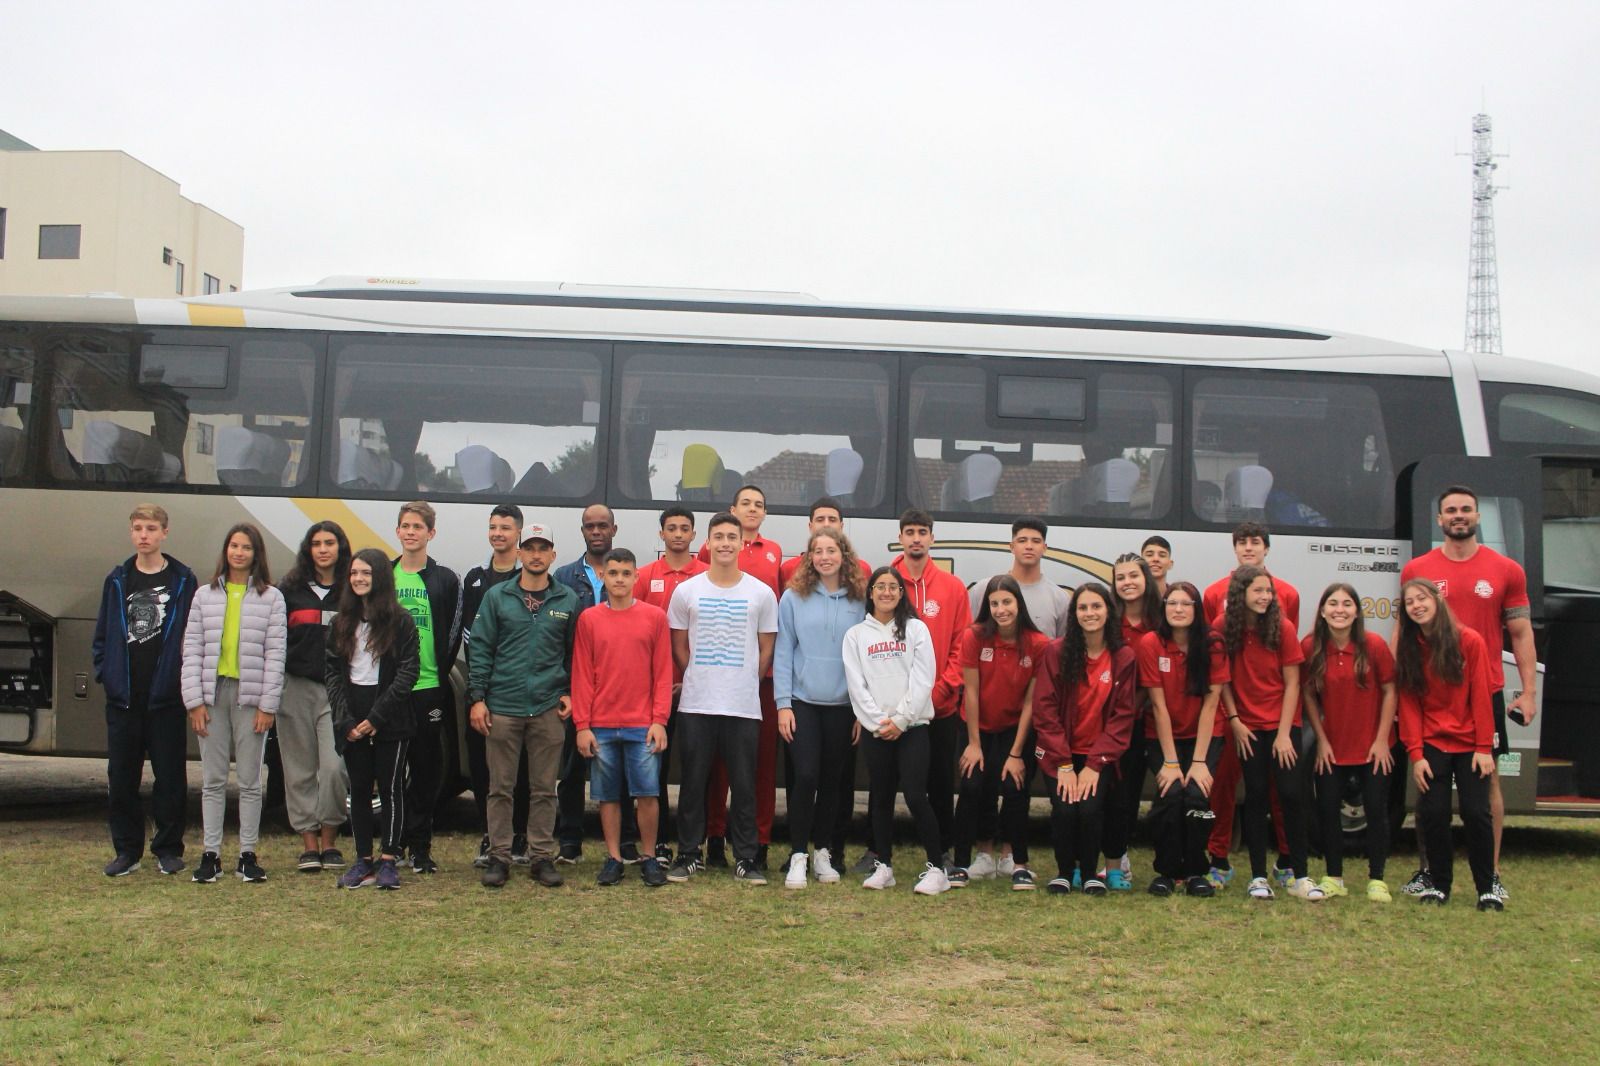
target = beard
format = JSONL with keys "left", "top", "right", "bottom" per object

{"left": 1443, "top": 523, "right": 1478, "bottom": 541}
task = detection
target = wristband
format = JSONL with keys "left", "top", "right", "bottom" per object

{"left": 1163, "top": 760, "right": 1180, "bottom": 768}
{"left": 1226, "top": 714, "right": 1239, "bottom": 721}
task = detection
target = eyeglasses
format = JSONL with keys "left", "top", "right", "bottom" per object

{"left": 870, "top": 583, "right": 902, "bottom": 593}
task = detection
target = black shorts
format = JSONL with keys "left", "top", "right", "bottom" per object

{"left": 1492, "top": 690, "right": 1509, "bottom": 759}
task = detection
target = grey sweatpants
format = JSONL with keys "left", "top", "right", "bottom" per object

{"left": 198, "top": 677, "right": 270, "bottom": 853}
{"left": 277, "top": 674, "right": 348, "bottom": 832}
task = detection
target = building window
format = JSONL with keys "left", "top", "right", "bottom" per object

{"left": 228, "top": 285, "right": 237, "bottom": 293}
{"left": 203, "top": 274, "right": 221, "bottom": 295}
{"left": 196, "top": 422, "right": 215, "bottom": 456}
{"left": 38, "top": 224, "right": 81, "bottom": 260}
{"left": 174, "top": 261, "right": 185, "bottom": 294}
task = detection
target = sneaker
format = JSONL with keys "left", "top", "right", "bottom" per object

{"left": 1207, "top": 865, "right": 1233, "bottom": 891}
{"left": 1367, "top": 879, "right": 1392, "bottom": 903}
{"left": 640, "top": 857, "right": 668, "bottom": 888}
{"left": 967, "top": 852, "right": 997, "bottom": 880}
{"left": 1247, "top": 876, "right": 1275, "bottom": 900}
{"left": 666, "top": 853, "right": 701, "bottom": 883}
{"left": 155, "top": 854, "right": 186, "bottom": 877}
{"left": 946, "top": 867, "right": 971, "bottom": 889}
{"left": 1106, "top": 869, "right": 1132, "bottom": 892}
{"left": 734, "top": 859, "right": 767, "bottom": 886}
{"left": 1401, "top": 868, "right": 1433, "bottom": 896}
{"left": 1147, "top": 876, "right": 1175, "bottom": 897}
{"left": 597, "top": 857, "right": 625, "bottom": 886}
{"left": 848, "top": 850, "right": 878, "bottom": 877}
{"left": 481, "top": 859, "right": 509, "bottom": 888}
{"left": 1417, "top": 887, "right": 1447, "bottom": 906}
{"left": 784, "top": 852, "right": 809, "bottom": 890}
{"left": 319, "top": 849, "right": 345, "bottom": 868}
{"left": 704, "top": 838, "right": 728, "bottom": 869}
{"left": 915, "top": 863, "right": 951, "bottom": 895}
{"left": 862, "top": 861, "right": 896, "bottom": 890}
{"left": 1491, "top": 872, "right": 1509, "bottom": 902}
{"left": 1081, "top": 877, "right": 1108, "bottom": 897}
{"left": 512, "top": 835, "right": 532, "bottom": 865}
{"left": 1477, "top": 892, "right": 1504, "bottom": 912}
{"left": 532, "top": 859, "right": 565, "bottom": 887}
{"left": 1011, "top": 868, "right": 1037, "bottom": 891}
{"left": 337, "top": 859, "right": 376, "bottom": 889}
{"left": 104, "top": 854, "right": 141, "bottom": 877}
{"left": 192, "top": 852, "right": 222, "bottom": 884}
{"left": 1271, "top": 865, "right": 1293, "bottom": 890}
{"left": 1287, "top": 876, "right": 1326, "bottom": 901}
{"left": 374, "top": 858, "right": 400, "bottom": 890}
{"left": 297, "top": 850, "right": 323, "bottom": 872}
{"left": 474, "top": 836, "right": 491, "bottom": 869}
{"left": 409, "top": 851, "right": 438, "bottom": 875}
{"left": 621, "top": 842, "right": 642, "bottom": 865}
{"left": 236, "top": 852, "right": 267, "bottom": 883}
{"left": 997, "top": 854, "right": 1017, "bottom": 877}
{"left": 1185, "top": 875, "right": 1216, "bottom": 898}
{"left": 1318, "top": 876, "right": 1348, "bottom": 898}
{"left": 654, "top": 843, "right": 674, "bottom": 865}
{"left": 812, "top": 847, "right": 841, "bottom": 884}
{"left": 1046, "top": 877, "right": 1072, "bottom": 895}
{"left": 555, "top": 843, "right": 582, "bottom": 865}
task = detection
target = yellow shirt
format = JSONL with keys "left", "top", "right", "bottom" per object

{"left": 217, "top": 582, "right": 246, "bottom": 679}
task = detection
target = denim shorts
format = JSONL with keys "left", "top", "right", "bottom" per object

{"left": 590, "top": 726, "right": 660, "bottom": 802}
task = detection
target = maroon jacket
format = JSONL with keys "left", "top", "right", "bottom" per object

{"left": 1031, "top": 640, "right": 1138, "bottom": 777}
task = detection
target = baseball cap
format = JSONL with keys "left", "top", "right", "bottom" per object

{"left": 520, "top": 523, "right": 555, "bottom": 547}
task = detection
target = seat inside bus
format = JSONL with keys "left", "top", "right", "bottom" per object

{"left": 456, "top": 445, "right": 514, "bottom": 495}
{"left": 0, "top": 423, "right": 23, "bottom": 480}
{"left": 81, "top": 420, "right": 182, "bottom": 483}
{"left": 337, "top": 440, "right": 404, "bottom": 492}
{"left": 215, "top": 426, "right": 293, "bottom": 488}
{"left": 940, "top": 452, "right": 1004, "bottom": 512}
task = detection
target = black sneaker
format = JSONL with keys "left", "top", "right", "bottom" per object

{"left": 1418, "top": 887, "right": 1447, "bottom": 906}
{"left": 512, "top": 835, "right": 531, "bottom": 866}
{"left": 473, "top": 836, "right": 491, "bottom": 869}
{"left": 192, "top": 852, "right": 222, "bottom": 883}
{"left": 555, "top": 843, "right": 582, "bottom": 865}
{"left": 848, "top": 850, "right": 878, "bottom": 877}
{"left": 667, "top": 853, "right": 701, "bottom": 883}
{"left": 1401, "top": 868, "right": 1433, "bottom": 896}
{"left": 620, "top": 842, "right": 642, "bottom": 864}
{"left": 155, "top": 854, "right": 186, "bottom": 877}
{"left": 409, "top": 851, "right": 439, "bottom": 875}
{"left": 640, "top": 857, "right": 668, "bottom": 888}
{"left": 1147, "top": 876, "right": 1176, "bottom": 897}
{"left": 1046, "top": 877, "right": 1072, "bottom": 895}
{"left": 319, "top": 848, "right": 346, "bottom": 868}
{"left": 654, "top": 842, "right": 673, "bottom": 865}
{"left": 481, "top": 858, "right": 510, "bottom": 888}
{"left": 734, "top": 859, "right": 768, "bottom": 886}
{"left": 1185, "top": 875, "right": 1216, "bottom": 898}
{"left": 236, "top": 852, "right": 267, "bottom": 883}
{"left": 946, "top": 867, "right": 970, "bottom": 889}
{"left": 104, "top": 853, "right": 141, "bottom": 877}
{"left": 1477, "top": 892, "right": 1504, "bottom": 912}
{"left": 1011, "top": 868, "right": 1037, "bottom": 891}
{"left": 705, "top": 837, "right": 729, "bottom": 869}
{"left": 754, "top": 844, "right": 769, "bottom": 871}
{"left": 597, "top": 857, "right": 626, "bottom": 886}
{"left": 533, "top": 859, "right": 565, "bottom": 887}
{"left": 297, "top": 850, "right": 323, "bottom": 872}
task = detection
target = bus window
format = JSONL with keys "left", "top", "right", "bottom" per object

{"left": 1491, "top": 388, "right": 1600, "bottom": 450}
{"left": 47, "top": 331, "right": 316, "bottom": 491}
{"left": 329, "top": 337, "right": 605, "bottom": 500}
{"left": 613, "top": 345, "right": 893, "bottom": 510}
{"left": 906, "top": 362, "right": 1174, "bottom": 522}
{"left": 0, "top": 335, "right": 34, "bottom": 485}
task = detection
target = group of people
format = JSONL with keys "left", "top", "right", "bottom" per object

{"left": 94, "top": 483, "right": 1529, "bottom": 910}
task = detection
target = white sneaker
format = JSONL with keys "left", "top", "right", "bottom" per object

{"left": 967, "top": 852, "right": 997, "bottom": 879}
{"left": 863, "top": 861, "right": 896, "bottom": 890}
{"left": 997, "top": 854, "right": 1017, "bottom": 876}
{"left": 812, "top": 847, "right": 840, "bottom": 884}
{"left": 914, "top": 863, "right": 951, "bottom": 896}
{"left": 1247, "top": 876, "right": 1275, "bottom": 900}
{"left": 1287, "top": 876, "right": 1327, "bottom": 902}
{"left": 784, "top": 852, "right": 808, "bottom": 890}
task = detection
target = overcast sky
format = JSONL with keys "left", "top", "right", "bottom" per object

{"left": 7, "top": 3, "right": 1596, "bottom": 371}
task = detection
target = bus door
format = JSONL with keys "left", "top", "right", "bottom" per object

{"left": 1400, "top": 456, "right": 1544, "bottom": 814}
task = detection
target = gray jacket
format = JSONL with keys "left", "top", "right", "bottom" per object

{"left": 181, "top": 582, "right": 288, "bottom": 713}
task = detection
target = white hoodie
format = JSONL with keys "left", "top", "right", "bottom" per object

{"left": 843, "top": 614, "right": 936, "bottom": 734}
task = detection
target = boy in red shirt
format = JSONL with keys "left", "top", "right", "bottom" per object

{"left": 778, "top": 497, "right": 875, "bottom": 587}
{"left": 572, "top": 549, "right": 674, "bottom": 888}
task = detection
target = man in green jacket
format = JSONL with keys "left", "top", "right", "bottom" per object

{"left": 468, "top": 524, "right": 579, "bottom": 888}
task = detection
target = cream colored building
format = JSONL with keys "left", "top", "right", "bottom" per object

{"left": 0, "top": 129, "right": 243, "bottom": 298}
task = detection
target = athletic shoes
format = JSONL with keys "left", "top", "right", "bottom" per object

{"left": 237, "top": 853, "right": 267, "bottom": 883}
{"left": 1477, "top": 892, "right": 1504, "bottom": 912}
{"left": 481, "top": 859, "right": 509, "bottom": 888}
{"left": 734, "top": 859, "right": 767, "bottom": 886}
{"left": 621, "top": 842, "right": 642, "bottom": 864}
{"left": 785, "top": 852, "right": 809, "bottom": 890}
{"left": 848, "top": 850, "right": 879, "bottom": 877}
{"left": 409, "top": 851, "right": 438, "bottom": 875}
{"left": 1286, "top": 877, "right": 1327, "bottom": 901}
{"left": 946, "top": 867, "right": 971, "bottom": 889}
{"left": 1184, "top": 876, "right": 1216, "bottom": 898}
{"left": 1081, "top": 877, "right": 1108, "bottom": 897}
{"left": 337, "top": 859, "right": 375, "bottom": 889}
{"left": 597, "top": 857, "right": 625, "bottom": 886}
{"left": 1367, "top": 879, "right": 1392, "bottom": 903}
{"left": 104, "top": 854, "right": 141, "bottom": 877}
{"left": 666, "top": 854, "right": 701, "bottom": 883}
{"left": 297, "top": 850, "right": 323, "bottom": 872}
{"left": 532, "top": 859, "right": 565, "bottom": 887}
{"left": 1207, "top": 865, "right": 1234, "bottom": 891}
{"left": 192, "top": 852, "right": 222, "bottom": 884}
{"left": 319, "top": 849, "right": 345, "bottom": 868}
{"left": 1247, "top": 876, "right": 1275, "bottom": 900}
{"left": 512, "top": 835, "right": 531, "bottom": 866}
{"left": 640, "top": 857, "right": 668, "bottom": 887}
{"left": 1317, "top": 875, "right": 1348, "bottom": 898}
{"left": 997, "top": 854, "right": 1017, "bottom": 877}
{"left": 1271, "top": 865, "right": 1294, "bottom": 890}
{"left": 156, "top": 853, "right": 186, "bottom": 876}
{"left": 915, "top": 863, "right": 951, "bottom": 896}
{"left": 967, "top": 852, "right": 997, "bottom": 880}
{"left": 704, "top": 838, "right": 728, "bottom": 869}
{"left": 1106, "top": 869, "right": 1133, "bottom": 892}
{"left": 473, "top": 836, "right": 491, "bottom": 869}
{"left": 1417, "top": 887, "right": 1447, "bottom": 906}
{"left": 1401, "top": 868, "right": 1433, "bottom": 896}
{"left": 1491, "top": 872, "right": 1509, "bottom": 902}
{"left": 812, "top": 847, "right": 841, "bottom": 884}
{"left": 1147, "top": 876, "right": 1176, "bottom": 898}
{"left": 654, "top": 843, "right": 674, "bottom": 865}
{"left": 1011, "top": 868, "right": 1037, "bottom": 891}
{"left": 374, "top": 858, "right": 400, "bottom": 890}
{"left": 863, "top": 861, "right": 897, "bottom": 890}
{"left": 1046, "top": 877, "right": 1071, "bottom": 895}
{"left": 556, "top": 843, "right": 582, "bottom": 865}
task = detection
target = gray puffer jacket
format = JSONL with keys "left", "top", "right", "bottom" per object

{"left": 181, "top": 582, "right": 288, "bottom": 713}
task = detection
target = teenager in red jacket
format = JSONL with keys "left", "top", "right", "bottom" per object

{"left": 1100, "top": 552, "right": 1162, "bottom": 890}
{"left": 1301, "top": 583, "right": 1397, "bottom": 902}
{"left": 1031, "top": 582, "right": 1137, "bottom": 895}
{"left": 1395, "top": 578, "right": 1499, "bottom": 909}
{"left": 1219, "top": 566, "right": 1322, "bottom": 901}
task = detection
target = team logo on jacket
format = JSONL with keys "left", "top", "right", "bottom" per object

{"left": 867, "top": 640, "right": 906, "bottom": 657}
{"left": 1099, "top": 669, "right": 1111, "bottom": 684}
{"left": 1021, "top": 656, "right": 1033, "bottom": 669}
{"left": 980, "top": 647, "right": 994, "bottom": 662}
{"left": 1432, "top": 579, "right": 1448, "bottom": 596}
{"left": 1474, "top": 579, "right": 1495, "bottom": 598}
{"left": 651, "top": 579, "right": 665, "bottom": 593}
{"left": 1158, "top": 656, "right": 1172, "bottom": 672}
{"left": 923, "top": 599, "right": 941, "bottom": 618}
{"left": 766, "top": 552, "right": 777, "bottom": 563}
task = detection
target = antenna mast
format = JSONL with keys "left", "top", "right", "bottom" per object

{"left": 1463, "top": 112, "right": 1507, "bottom": 354}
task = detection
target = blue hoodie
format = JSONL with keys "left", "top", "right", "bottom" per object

{"left": 92, "top": 553, "right": 196, "bottom": 714}
{"left": 774, "top": 583, "right": 867, "bottom": 707}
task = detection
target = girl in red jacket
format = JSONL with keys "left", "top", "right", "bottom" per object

{"left": 1220, "top": 566, "right": 1322, "bottom": 901}
{"left": 1302, "top": 582, "right": 1397, "bottom": 902}
{"left": 1395, "top": 578, "right": 1498, "bottom": 910}
{"left": 1101, "top": 552, "right": 1162, "bottom": 890}
{"left": 1031, "top": 582, "right": 1137, "bottom": 895}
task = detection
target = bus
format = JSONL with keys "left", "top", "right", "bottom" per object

{"left": 2, "top": 277, "right": 1598, "bottom": 824}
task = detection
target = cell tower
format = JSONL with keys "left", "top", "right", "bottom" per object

{"left": 1463, "top": 112, "right": 1506, "bottom": 354}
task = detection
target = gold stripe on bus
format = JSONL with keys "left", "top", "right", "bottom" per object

{"left": 918, "top": 540, "right": 1115, "bottom": 583}
{"left": 186, "top": 304, "right": 246, "bottom": 327}
{"left": 290, "top": 498, "right": 395, "bottom": 555}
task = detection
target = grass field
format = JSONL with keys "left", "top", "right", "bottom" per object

{"left": 1, "top": 810, "right": 1597, "bottom": 1065}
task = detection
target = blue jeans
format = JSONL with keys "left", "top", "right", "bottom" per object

{"left": 591, "top": 727, "right": 661, "bottom": 803}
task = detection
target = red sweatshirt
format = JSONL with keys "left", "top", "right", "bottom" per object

{"left": 891, "top": 554, "right": 972, "bottom": 717}
{"left": 570, "top": 601, "right": 673, "bottom": 730}
{"left": 1398, "top": 626, "right": 1495, "bottom": 759}
{"left": 1031, "top": 641, "right": 1138, "bottom": 776}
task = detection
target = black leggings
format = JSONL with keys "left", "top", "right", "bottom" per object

{"left": 346, "top": 735, "right": 409, "bottom": 860}
{"left": 1316, "top": 762, "right": 1391, "bottom": 880}
{"left": 1240, "top": 726, "right": 1309, "bottom": 879}
{"left": 1100, "top": 737, "right": 1147, "bottom": 861}
{"left": 1416, "top": 745, "right": 1494, "bottom": 898}
{"left": 954, "top": 726, "right": 1032, "bottom": 866}
{"left": 1049, "top": 754, "right": 1106, "bottom": 880}
{"left": 861, "top": 727, "right": 942, "bottom": 867}
{"left": 784, "top": 700, "right": 855, "bottom": 855}
{"left": 1147, "top": 737, "right": 1219, "bottom": 880}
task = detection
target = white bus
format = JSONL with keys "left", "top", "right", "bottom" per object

{"left": 2, "top": 277, "right": 1597, "bottom": 822}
